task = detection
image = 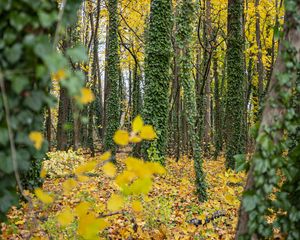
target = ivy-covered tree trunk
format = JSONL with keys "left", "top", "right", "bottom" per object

{"left": 236, "top": 2, "right": 300, "bottom": 238}
{"left": 255, "top": 0, "right": 264, "bottom": 112}
{"left": 224, "top": 0, "right": 245, "bottom": 169}
{"left": 104, "top": 0, "right": 120, "bottom": 153}
{"left": 142, "top": 0, "right": 172, "bottom": 163}
{"left": 177, "top": 0, "right": 207, "bottom": 201}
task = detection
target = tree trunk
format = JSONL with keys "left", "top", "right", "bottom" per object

{"left": 235, "top": 7, "right": 300, "bottom": 238}
{"left": 57, "top": 87, "right": 70, "bottom": 150}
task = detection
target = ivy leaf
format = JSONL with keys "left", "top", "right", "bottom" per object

{"left": 38, "top": 10, "right": 57, "bottom": 28}
{"left": 66, "top": 45, "right": 88, "bottom": 62}
{"left": 243, "top": 192, "right": 257, "bottom": 212}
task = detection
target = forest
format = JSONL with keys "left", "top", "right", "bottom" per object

{"left": 0, "top": 0, "right": 299, "bottom": 239}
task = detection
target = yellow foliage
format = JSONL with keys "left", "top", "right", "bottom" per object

{"left": 77, "top": 88, "right": 95, "bottom": 105}
{"left": 63, "top": 179, "right": 78, "bottom": 194}
{"left": 113, "top": 130, "right": 129, "bottom": 146}
{"left": 77, "top": 213, "right": 109, "bottom": 239}
{"left": 107, "top": 194, "right": 124, "bottom": 211}
{"left": 132, "top": 115, "right": 144, "bottom": 132}
{"left": 51, "top": 69, "right": 66, "bottom": 81}
{"left": 99, "top": 151, "right": 111, "bottom": 161}
{"left": 40, "top": 167, "right": 47, "bottom": 178}
{"left": 129, "top": 135, "right": 142, "bottom": 143}
{"left": 57, "top": 207, "right": 74, "bottom": 226}
{"left": 115, "top": 170, "right": 136, "bottom": 187}
{"left": 75, "top": 201, "right": 91, "bottom": 217}
{"left": 29, "top": 131, "right": 44, "bottom": 150}
{"left": 74, "top": 161, "right": 97, "bottom": 175}
{"left": 34, "top": 188, "right": 53, "bottom": 204}
{"left": 102, "top": 162, "right": 116, "bottom": 177}
{"left": 140, "top": 125, "right": 156, "bottom": 140}
{"left": 132, "top": 200, "right": 143, "bottom": 212}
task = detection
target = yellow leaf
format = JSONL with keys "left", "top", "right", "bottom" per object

{"left": 199, "top": 213, "right": 206, "bottom": 222}
{"left": 77, "top": 175, "right": 90, "bottom": 182}
{"left": 206, "top": 222, "right": 214, "bottom": 229}
{"left": 124, "top": 157, "right": 152, "bottom": 177}
{"left": 129, "top": 135, "right": 142, "bottom": 143}
{"left": 224, "top": 193, "right": 235, "bottom": 205}
{"left": 128, "top": 177, "right": 152, "bottom": 195}
{"left": 132, "top": 115, "right": 144, "bottom": 132}
{"left": 63, "top": 179, "right": 77, "bottom": 194}
{"left": 77, "top": 88, "right": 95, "bottom": 105}
{"left": 100, "top": 151, "right": 111, "bottom": 161}
{"left": 102, "top": 162, "right": 116, "bottom": 177}
{"left": 132, "top": 200, "right": 143, "bottom": 212}
{"left": 74, "top": 161, "right": 97, "bottom": 175}
{"left": 113, "top": 130, "right": 129, "bottom": 146}
{"left": 115, "top": 170, "right": 136, "bottom": 187}
{"left": 107, "top": 194, "right": 124, "bottom": 211}
{"left": 29, "top": 131, "right": 44, "bottom": 150}
{"left": 228, "top": 176, "right": 240, "bottom": 183}
{"left": 34, "top": 188, "right": 53, "bottom": 204}
{"left": 75, "top": 201, "right": 91, "bottom": 217}
{"left": 40, "top": 167, "right": 47, "bottom": 178}
{"left": 146, "top": 162, "right": 166, "bottom": 175}
{"left": 51, "top": 69, "right": 66, "bottom": 81}
{"left": 15, "top": 220, "right": 25, "bottom": 225}
{"left": 78, "top": 213, "right": 109, "bottom": 239}
{"left": 140, "top": 125, "right": 156, "bottom": 140}
{"left": 57, "top": 207, "right": 74, "bottom": 226}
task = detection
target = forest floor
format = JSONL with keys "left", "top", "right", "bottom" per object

{"left": 1, "top": 153, "right": 245, "bottom": 240}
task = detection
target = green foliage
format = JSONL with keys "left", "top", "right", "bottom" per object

{"left": 104, "top": 0, "right": 121, "bottom": 153}
{"left": 0, "top": 0, "right": 86, "bottom": 222}
{"left": 225, "top": 0, "right": 246, "bottom": 169}
{"left": 142, "top": 0, "right": 173, "bottom": 163}
{"left": 242, "top": 1, "right": 300, "bottom": 238}
{"left": 147, "top": 140, "right": 164, "bottom": 165}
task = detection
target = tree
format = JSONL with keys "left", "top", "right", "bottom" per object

{"left": 142, "top": 0, "right": 172, "bottom": 163}
{"left": 176, "top": 0, "right": 207, "bottom": 201}
{"left": 104, "top": 0, "right": 121, "bottom": 153}
{"left": 236, "top": 1, "right": 300, "bottom": 238}
{"left": 224, "top": 0, "right": 245, "bottom": 169}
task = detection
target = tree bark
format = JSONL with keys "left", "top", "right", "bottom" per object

{"left": 235, "top": 9, "right": 300, "bottom": 238}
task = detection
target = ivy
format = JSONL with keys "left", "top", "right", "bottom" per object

{"left": 225, "top": 0, "right": 246, "bottom": 169}
{"left": 176, "top": 0, "right": 207, "bottom": 201}
{"left": 0, "top": 0, "right": 86, "bottom": 221}
{"left": 241, "top": 0, "right": 300, "bottom": 238}
{"left": 104, "top": 0, "right": 121, "bottom": 154}
{"left": 142, "top": 0, "right": 172, "bottom": 164}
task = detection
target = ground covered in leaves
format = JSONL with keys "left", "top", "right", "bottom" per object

{"left": 1, "top": 152, "right": 245, "bottom": 240}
